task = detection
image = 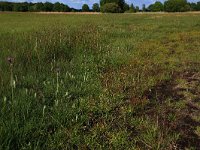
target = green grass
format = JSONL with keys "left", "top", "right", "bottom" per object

{"left": 1, "top": 12, "right": 200, "bottom": 149}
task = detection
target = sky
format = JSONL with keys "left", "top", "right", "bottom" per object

{"left": 4, "top": 0, "right": 200, "bottom": 9}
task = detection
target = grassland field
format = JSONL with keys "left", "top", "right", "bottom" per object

{"left": 0, "top": 12, "right": 200, "bottom": 149}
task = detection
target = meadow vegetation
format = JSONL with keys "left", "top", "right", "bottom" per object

{"left": 0, "top": 13, "right": 200, "bottom": 149}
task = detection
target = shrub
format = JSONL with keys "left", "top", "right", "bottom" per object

{"left": 164, "top": 0, "right": 190, "bottom": 12}
{"left": 148, "top": 1, "right": 164, "bottom": 12}
{"left": 101, "top": 3, "right": 121, "bottom": 13}
{"left": 100, "top": 0, "right": 125, "bottom": 12}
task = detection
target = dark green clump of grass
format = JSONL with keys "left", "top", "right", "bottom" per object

{"left": 1, "top": 13, "right": 200, "bottom": 149}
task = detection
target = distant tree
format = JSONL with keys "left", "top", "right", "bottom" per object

{"left": 136, "top": 6, "right": 140, "bottom": 12}
{"left": 117, "top": 0, "right": 125, "bottom": 12}
{"left": 13, "top": 3, "right": 29, "bottom": 12}
{"left": 92, "top": 3, "right": 100, "bottom": 12}
{"left": 35, "top": 2, "right": 45, "bottom": 11}
{"left": 197, "top": 2, "right": 200, "bottom": 11}
{"left": 128, "top": 3, "right": 136, "bottom": 13}
{"left": 0, "top": 2, "right": 4, "bottom": 11}
{"left": 100, "top": 0, "right": 125, "bottom": 12}
{"left": 0, "top": 1, "right": 71, "bottom": 12}
{"left": 142, "top": 4, "right": 146, "bottom": 12}
{"left": 164, "top": 0, "right": 190, "bottom": 12}
{"left": 61, "top": 4, "right": 70, "bottom": 12}
{"left": 44, "top": 2, "right": 53, "bottom": 11}
{"left": 0, "top": 2, "right": 13, "bottom": 11}
{"left": 15, "top": 3, "right": 21, "bottom": 11}
{"left": 189, "top": 2, "right": 197, "bottom": 11}
{"left": 29, "top": 4, "right": 35, "bottom": 11}
{"left": 82, "top": 4, "right": 90, "bottom": 12}
{"left": 148, "top": 1, "right": 164, "bottom": 12}
{"left": 123, "top": 3, "right": 129, "bottom": 12}
{"left": 13, "top": 4, "right": 19, "bottom": 12}
{"left": 53, "top": 2, "right": 62, "bottom": 12}
{"left": 71, "top": 8, "right": 76, "bottom": 12}
{"left": 101, "top": 3, "right": 121, "bottom": 13}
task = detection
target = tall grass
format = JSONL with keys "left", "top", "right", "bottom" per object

{"left": 1, "top": 13, "right": 200, "bottom": 149}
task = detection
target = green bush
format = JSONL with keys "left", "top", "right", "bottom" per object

{"left": 148, "top": 1, "right": 164, "bottom": 12}
{"left": 101, "top": 3, "right": 121, "bottom": 13}
{"left": 164, "top": 0, "right": 190, "bottom": 12}
{"left": 100, "top": 0, "right": 125, "bottom": 12}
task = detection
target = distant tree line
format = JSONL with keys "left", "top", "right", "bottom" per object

{"left": 0, "top": 0, "right": 200, "bottom": 13}
{"left": 0, "top": 2, "right": 71, "bottom": 12}
{"left": 100, "top": 0, "right": 200, "bottom": 13}
{"left": 147, "top": 0, "right": 200, "bottom": 12}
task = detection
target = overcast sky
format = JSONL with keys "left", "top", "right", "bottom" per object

{"left": 5, "top": 0, "right": 200, "bottom": 9}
